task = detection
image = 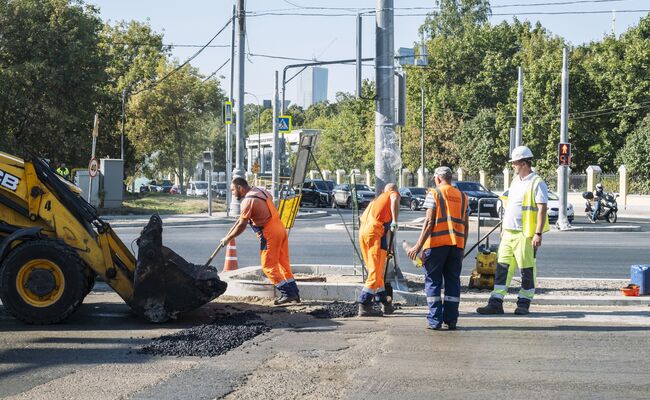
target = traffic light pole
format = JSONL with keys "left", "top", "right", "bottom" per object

{"left": 557, "top": 48, "right": 571, "bottom": 230}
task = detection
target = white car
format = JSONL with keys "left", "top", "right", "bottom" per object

{"left": 187, "top": 181, "right": 209, "bottom": 196}
{"left": 500, "top": 190, "right": 574, "bottom": 223}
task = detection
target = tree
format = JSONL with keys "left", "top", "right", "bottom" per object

{"left": 621, "top": 115, "right": 650, "bottom": 193}
{"left": 127, "top": 61, "right": 225, "bottom": 193}
{"left": 0, "top": 0, "right": 106, "bottom": 165}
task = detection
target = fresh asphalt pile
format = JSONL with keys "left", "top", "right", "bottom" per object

{"left": 140, "top": 311, "right": 270, "bottom": 357}
{"left": 309, "top": 302, "right": 375, "bottom": 318}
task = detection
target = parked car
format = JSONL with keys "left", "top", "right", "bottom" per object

{"left": 399, "top": 187, "right": 427, "bottom": 211}
{"left": 211, "top": 182, "right": 227, "bottom": 198}
{"left": 169, "top": 185, "right": 181, "bottom": 195}
{"left": 500, "top": 190, "right": 574, "bottom": 223}
{"left": 332, "top": 183, "right": 375, "bottom": 208}
{"left": 187, "top": 181, "right": 209, "bottom": 196}
{"left": 299, "top": 179, "right": 335, "bottom": 207}
{"left": 451, "top": 181, "right": 500, "bottom": 217}
{"left": 160, "top": 179, "right": 173, "bottom": 193}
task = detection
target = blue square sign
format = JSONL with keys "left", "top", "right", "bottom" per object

{"left": 278, "top": 116, "right": 292, "bottom": 133}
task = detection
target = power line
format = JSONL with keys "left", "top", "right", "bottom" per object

{"left": 133, "top": 18, "right": 232, "bottom": 95}
{"left": 202, "top": 58, "right": 230, "bottom": 83}
{"left": 247, "top": 9, "right": 650, "bottom": 18}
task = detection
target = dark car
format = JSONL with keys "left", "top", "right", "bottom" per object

{"left": 160, "top": 179, "right": 173, "bottom": 193}
{"left": 451, "top": 181, "right": 500, "bottom": 217}
{"left": 332, "top": 183, "right": 375, "bottom": 208}
{"left": 299, "top": 179, "right": 335, "bottom": 207}
{"left": 399, "top": 187, "right": 427, "bottom": 211}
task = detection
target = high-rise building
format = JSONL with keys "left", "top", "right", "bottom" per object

{"left": 296, "top": 67, "right": 328, "bottom": 108}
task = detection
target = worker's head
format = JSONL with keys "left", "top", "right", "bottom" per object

{"left": 509, "top": 146, "right": 534, "bottom": 176}
{"left": 231, "top": 177, "right": 250, "bottom": 200}
{"left": 596, "top": 183, "right": 603, "bottom": 190}
{"left": 434, "top": 166, "right": 453, "bottom": 186}
{"left": 384, "top": 183, "right": 397, "bottom": 193}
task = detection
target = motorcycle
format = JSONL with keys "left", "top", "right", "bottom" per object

{"left": 583, "top": 191, "right": 618, "bottom": 223}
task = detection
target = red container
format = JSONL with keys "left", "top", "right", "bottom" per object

{"left": 621, "top": 284, "right": 640, "bottom": 297}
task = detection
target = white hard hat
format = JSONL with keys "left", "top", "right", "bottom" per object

{"left": 596, "top": 183, "right": 603, "bottom": 189}
{"left": 509, "top": 145, "right": 534, "bottom": 162}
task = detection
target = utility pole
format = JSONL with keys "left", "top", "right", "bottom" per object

{"left": 515, "top": 66, "right": 524, "bottom": 147}
{"left": 121, "top": 88, "right": 127, "bottom": 160}
{"left": 233, "top": 0, "right": 246, "bottom": 203}
{"left": 557, "top": 48, "right": 571, "bottom": 230}
{"left": 418, "top": 37, "right": 428, "bottom": 187}
{"left": 374, "top": 0, "right": 396, "bottom": 195}
{"left": 225, "top": 4, "right": 236, "bottom": 216}
{"left": 272, "top": 71, "right": 279, "bottom": 200}
{"left": 356, "top": 12, "right": 363, "bottom": 97}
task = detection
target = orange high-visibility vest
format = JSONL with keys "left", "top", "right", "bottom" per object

{"left": 423, "top": 184, "right": 468, "bottom": 249}
{"left": 360, "top": 191, "right": 394, "bottom": 226}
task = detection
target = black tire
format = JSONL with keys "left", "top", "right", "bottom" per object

{"left": 0, "top": 240, "right": 88, "bottom": 324}
{"left": 607, "top": 211, "right": 617, "bottom": 224}
{"left": 410, "top": 200, "right": 419, "bottom": 211}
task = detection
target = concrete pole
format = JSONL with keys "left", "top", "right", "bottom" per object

{"left": 356, "top": 12, "right": 363, "bottom": 97}
{"left": 225, "top": 4, "right": 236, "bottom": 216}
{"left": 234, "top": 0, "right": 246, "bottom": 177}
{"left": 420, "top": 75, "right": 425, "bottom": 185}
{"left": 272, "top": 71, "right": 279, "bottom": 199}
{"left": 515, "top": 66, "right": 523, "bottom": 147}
{"left": 557, "top": 48, "right": 571, "bottom": 230}
{"left": 374, "top": 0, "right": 396, "bottom": 195}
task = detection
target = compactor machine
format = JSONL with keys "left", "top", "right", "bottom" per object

{"left": 0, "top": 151, "right": 227, "bottom": 324}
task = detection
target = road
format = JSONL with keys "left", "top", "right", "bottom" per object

{"left": 113, "top": 209, "right": 650, "bottom": 279}
{"left": 2, "top": 294, "right": 650, "bottom": 399}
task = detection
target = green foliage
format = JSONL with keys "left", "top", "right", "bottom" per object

{"left": 0, "top": 0, "right": 106, "bottom": 164}
{"left": 126, "top": 61, "right": 225, "bottom": 193}
{"left": 621, "top": 115, "right": 650, "bottom": 193}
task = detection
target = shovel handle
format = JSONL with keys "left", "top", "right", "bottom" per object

{"left": 204, "top": 241, "right": 226, "bottom": 268}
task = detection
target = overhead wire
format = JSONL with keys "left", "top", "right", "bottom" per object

{"left": 202, "top": 58, "right": 230, "bottom": 83}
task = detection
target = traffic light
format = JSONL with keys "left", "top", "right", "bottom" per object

{"left": 203, "top": 150, "right": 213, "bottom": 170}
{"left": 558, "top": 143, "right": 571, "bottom": 166}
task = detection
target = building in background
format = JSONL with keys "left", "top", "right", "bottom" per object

{"left": 296, "top": 67, "right": 328, "bottom": 108}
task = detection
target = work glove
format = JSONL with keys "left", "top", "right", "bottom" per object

{"left": 219, "top": 237, "right": 229, "bottom": 248}
{"left": 390, "top": 222, "right": 398, "bottom": 232}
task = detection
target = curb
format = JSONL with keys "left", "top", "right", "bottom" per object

{"left": 221, "top": 265, "right": 650, "bottom": 307}
{"left": 558, "top": 225, "right": 642, "bottom": 232}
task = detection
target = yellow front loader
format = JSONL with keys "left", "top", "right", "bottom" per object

{"left": 0, "top": 151, "right": 227, "bottom": 324}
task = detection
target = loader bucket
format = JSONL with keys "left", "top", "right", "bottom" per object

{"left": 130, "top": 215, "right": 228, "bottom": 322}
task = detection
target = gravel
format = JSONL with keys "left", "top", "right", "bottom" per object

{"left": 308, "top": 302, "right": 379, "bottom": 319}
{"left": 140, "top": 311, "right": 270, "bottom": 357}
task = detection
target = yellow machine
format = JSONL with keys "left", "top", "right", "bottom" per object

{"left": 468, "top": 246, "right": 497, "bottom": 290}
{"left": 0, "top": 152, "right": 227, "bottom": 324}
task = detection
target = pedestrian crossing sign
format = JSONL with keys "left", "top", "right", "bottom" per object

{"left": 224, "top": 101, "right": 233, "bottom": 125}
{"left": 278, "top": 115, "right": 292, "bottom": 133}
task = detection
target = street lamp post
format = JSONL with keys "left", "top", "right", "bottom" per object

{"left": 417, "top": 39, "right": 428, "bottom": 187}
{"left": 245, "top": 92, "right": 261, "bottom": 176}
{"left": 121, "top": 88, "right": 127, "bottom": 160}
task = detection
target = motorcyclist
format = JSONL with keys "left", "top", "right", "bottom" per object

{"left": 590, "top": 183, "right": 605, "bottom": 222}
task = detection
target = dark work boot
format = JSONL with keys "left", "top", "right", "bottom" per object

{"left": 358, "top": 303, "right": 383, "bottom": 317}
{"left": 476, "top": 297, "right": 504, "bottom": 315}
{"left": 514, "top": 298, "right": 531, "bottom": 315}
{"left": 274, "top": 294, "right": 301, "bottom": 306}
{"left": 381, "top": 301, "right": 395, "bottom": 315}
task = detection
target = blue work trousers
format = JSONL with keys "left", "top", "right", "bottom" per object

{"left": 423, "top": 245, "right": 463, "bottom": 328}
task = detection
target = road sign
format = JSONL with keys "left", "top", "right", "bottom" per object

{"left": 88, "top": 157, "right": 99, "bottom": 178}
{"left": 278, "top": 115, "right": 292, "bottom": 133}
{"left": 224, "top": 101, "right": 233, "bottom": 125}
{"left": 558, "top": 142, "right": 571, "bottom": 166}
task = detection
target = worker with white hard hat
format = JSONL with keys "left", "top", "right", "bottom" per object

{"left": 477, "top": 145, "right": 549, "bottom": 315}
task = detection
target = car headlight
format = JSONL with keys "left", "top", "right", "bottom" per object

{"left": 356, "top": 193, "right": 363, "bottom": 199}
{"left": 469, "top": 196, "right": 478, "bottom": 202}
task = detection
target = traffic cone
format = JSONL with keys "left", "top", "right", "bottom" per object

{"left": 223, "top": 239, "right": 239, "bottom": 271}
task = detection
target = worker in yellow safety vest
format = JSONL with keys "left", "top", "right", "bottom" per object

{"left": 56, "top": 163, "right": 70, "bottom": 180}
{"left": 357, "top": 183, "right": 400, "bottom": 317}
{"left": 477, "top": 145, "right": 549, "bottom": 315}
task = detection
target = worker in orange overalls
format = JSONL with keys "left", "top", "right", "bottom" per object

{"left": 221, "top": 177, "right": 299, "bottom": 305}
{"left": 357, "top": 183, "right": 400, "bottom": 317}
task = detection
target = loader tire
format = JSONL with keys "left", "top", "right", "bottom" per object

{"left": 0, "top": 240, "right": 87, "bottom": 324}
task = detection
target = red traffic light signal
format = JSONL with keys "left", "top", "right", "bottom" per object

{"left": 558, "top": 143, "right": 571, "bottom": 166}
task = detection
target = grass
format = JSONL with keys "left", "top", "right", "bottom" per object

{"left": 103, "top": 192, "right": 226, "bottom": 215}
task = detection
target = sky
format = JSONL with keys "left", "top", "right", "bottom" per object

{"left": 89, "top": 0, "right": 649, "bottom": 105}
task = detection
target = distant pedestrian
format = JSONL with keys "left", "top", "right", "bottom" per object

{"left": 357, "top": 183, "right": 400, "bottom": 317}
{"left": 221, "top": 177, "right": 300, "bottom": 305}
{"left": 56, "top": 163, "right": 70, "bottom": 180}
{"left": 407, "top": 167, "right": 468, "bottom": 330}
{"left": 477, "top": 145, "right": 549, "bottom": 316}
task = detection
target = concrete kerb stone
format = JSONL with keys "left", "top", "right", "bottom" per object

{"left": 220, "top": 265, "right": 650, "bottom": 307}
{"left": 557, "top": 225, "right": 642, "bottom": 232}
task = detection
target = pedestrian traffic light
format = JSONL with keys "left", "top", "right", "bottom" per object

{"left": 558, "top": 142, "right": 571, "bottom": 166}
{"left": 203, "top": 150, "right": 212, "bottom": 170}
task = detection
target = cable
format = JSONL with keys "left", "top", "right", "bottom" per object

{"left": 132, "top": 18, "right": 232, "bottom": 95}
{"left": 247, "top": 9, "right": 650, "bottom": 17}
{"left": 202, "top": 58, "right": 230, "bottom": 83}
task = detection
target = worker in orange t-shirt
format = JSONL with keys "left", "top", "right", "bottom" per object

{"left": 357, "top": 183, "right": 400, "bottom": 317}
{"left": 221, "top": 177, "right": 299, "bottom": 305}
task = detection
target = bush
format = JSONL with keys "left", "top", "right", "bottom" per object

{"left": 620, "top": 115, "right": 650, "bottom": 193}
